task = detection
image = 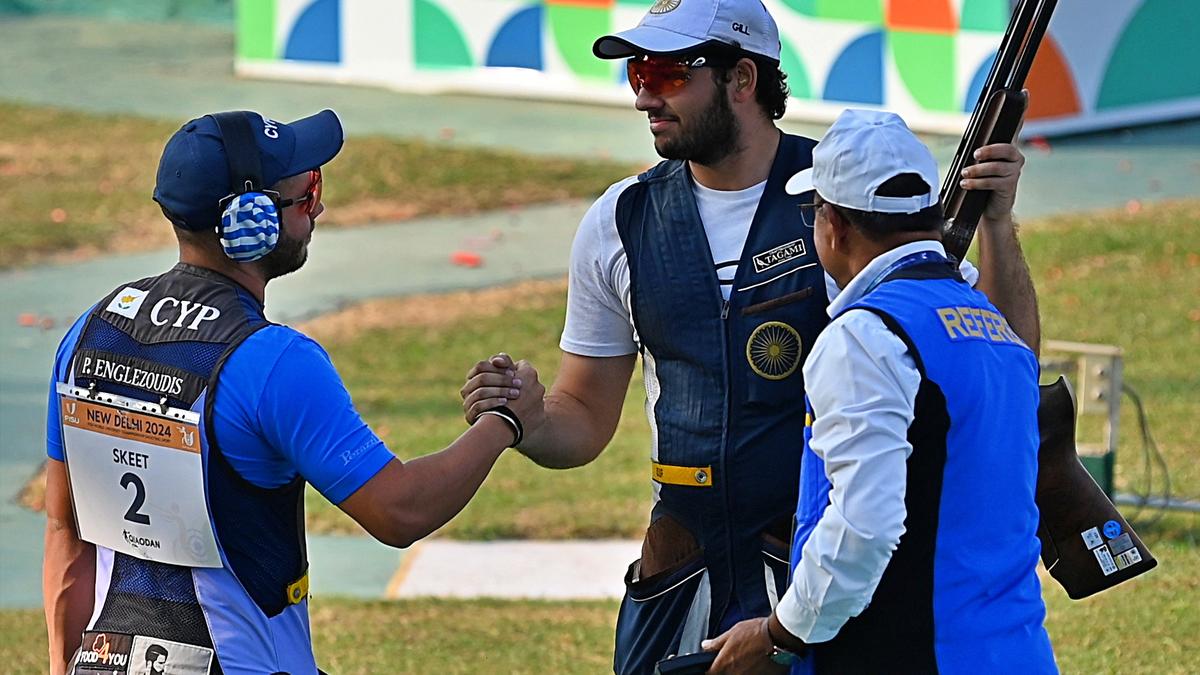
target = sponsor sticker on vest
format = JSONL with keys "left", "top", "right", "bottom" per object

{"left": 752, "top": 239, "right": 808, "bottom": 274}
{"left": 127, "top": 636, "right": 213, "bottom": 675}
{"left": 1080, "top": 526, "right": 1103, "bottom": 550}
{"left": 75, "top": 631, "right": 133, "bottom": 672}
{"left": 105, "top": 287, "right": 148, "bottom": 320}
{"left": 58, "top": 384, "right": 221, "bottom": 568}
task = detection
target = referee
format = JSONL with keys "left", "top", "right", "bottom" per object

{"left": 704, "top": 110, "right": 1055, "bottom": 673}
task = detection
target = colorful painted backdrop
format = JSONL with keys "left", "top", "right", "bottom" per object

{"left": 235, "top": 0, "right": 1200, "bottom": 135}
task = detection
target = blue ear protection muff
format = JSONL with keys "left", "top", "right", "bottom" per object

{"left": 211, "top": 112, "right": 280, "bottom": 263}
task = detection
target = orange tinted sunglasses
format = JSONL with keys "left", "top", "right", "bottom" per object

{"left": 626, "top": 54, "right": 719, "bottom": 96}
{"left": 278, "top": 169, "right": 322, "bottom": 216}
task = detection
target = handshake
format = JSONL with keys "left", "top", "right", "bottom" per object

{"left": 460, "top": 353, "right": 546, "bottom": 448}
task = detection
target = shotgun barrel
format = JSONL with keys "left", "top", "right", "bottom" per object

{"left": 941, "top": 0, "right": 1057, "bottom": 260}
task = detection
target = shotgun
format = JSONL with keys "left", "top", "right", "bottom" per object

{"left": 940, "top": 0, "right": 1157, "bottom": 599}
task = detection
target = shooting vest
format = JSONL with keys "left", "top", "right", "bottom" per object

{"left": 56, "top": 264, "right": 317, "bottom": 675}
{"left": 790, "top": 255, "right": 1056, "bottom": 674}
{"left": 613, "top": 133, "right": 826, "bottom": 671}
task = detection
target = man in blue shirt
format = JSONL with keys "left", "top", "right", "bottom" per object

{"left": 703, "top": 110, "right": 1055, "bottom": 673}
{"left": 42, "top": 109, "right": 540, "bottom": 674}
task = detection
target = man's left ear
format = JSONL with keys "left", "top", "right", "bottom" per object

{"left": 824, "top": 205, "right": 853, "bottom": 250}
{"left": 733, "top": 59, "right": 756, "bottom": 100}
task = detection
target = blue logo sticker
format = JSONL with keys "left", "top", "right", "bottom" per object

{"left": 1103, "top": 520, "right": 1122, "bottom": 539}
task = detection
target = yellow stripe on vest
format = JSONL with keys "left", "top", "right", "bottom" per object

{"left": 652, "top": 462, "right": 714, "bottom": 487}
{"left": 287, "top": 570, "right": 310, "bottom": 605}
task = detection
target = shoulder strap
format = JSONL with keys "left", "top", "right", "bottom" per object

{"left": 209, "top": 111, "right": 263, "bottom": 194}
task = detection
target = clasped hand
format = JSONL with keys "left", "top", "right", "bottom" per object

{"left": 461, "top": 352, "right": 546, "bottom": 441}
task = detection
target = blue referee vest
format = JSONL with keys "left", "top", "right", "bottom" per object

{"left": 612, "top": 133, "right": 827, "bottom": 671}
{"left": 790, "top": 256, "right": 1056, "bottom": 673}
{"left": 60, "top": 264, "right": 318, "bottom": 674}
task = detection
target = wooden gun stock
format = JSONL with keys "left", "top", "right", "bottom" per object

{"left": 1036, "top": 378, "right": 1157, "bottom": 598}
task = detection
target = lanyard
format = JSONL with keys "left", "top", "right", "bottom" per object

{"left": 858, "top": 250, "right": 949, "bottom": 298}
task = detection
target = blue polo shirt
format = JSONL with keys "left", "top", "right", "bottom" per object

{"left": 47, "top": 310, "right": 392, "bottom": 504}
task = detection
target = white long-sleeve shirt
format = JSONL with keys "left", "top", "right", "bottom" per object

{"left": 774, "top": 240, "right": 974, "bottom": 644}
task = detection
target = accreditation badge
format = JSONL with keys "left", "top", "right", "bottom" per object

{"left": 57, "top": 383, "right": 221, "bottom": 568}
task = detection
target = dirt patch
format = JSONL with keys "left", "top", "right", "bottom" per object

{"left": 17, "top": 461, "right": 48, "bottom": 514}
{"left": 300, "top": 278, "right": 568, "bottom": 343}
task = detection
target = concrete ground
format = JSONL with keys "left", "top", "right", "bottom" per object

{"left": 1, "top": 15, "right": 1197, "bottom": 608}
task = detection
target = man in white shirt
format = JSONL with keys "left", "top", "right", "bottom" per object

{"left": 702, "top": 109, "right": 1055, "bottom": 674}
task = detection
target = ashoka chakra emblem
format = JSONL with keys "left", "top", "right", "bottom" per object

{"left": 650, "top": 0, "right": 681, "bottom": 14}
{"left": 746, "top": 321, "right": 801, "bottom": 380}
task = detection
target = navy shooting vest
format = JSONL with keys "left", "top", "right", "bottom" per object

{"left": 614, "top": 133, "right": 826, "bottom": 637}
{"left": 58, "top": 264, "right": 318, "bottom": 673}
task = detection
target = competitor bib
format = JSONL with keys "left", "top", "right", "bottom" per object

{"left": 57, "top": 384, "right": 221, "bottom": 568}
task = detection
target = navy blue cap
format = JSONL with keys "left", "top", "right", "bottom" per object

{"left": 153, "top": 109, "right": 344, "bottom": 230}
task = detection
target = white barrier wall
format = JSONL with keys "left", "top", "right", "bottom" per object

{"left": 235, "top": 0, "right": 1200, "bottom": 136}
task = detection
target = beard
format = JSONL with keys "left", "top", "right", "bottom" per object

{"left": 258, "top": 223, "right": 310, "bottom": 281}
{"left": 653, "top": 82, "right": 740, "bottom": 166}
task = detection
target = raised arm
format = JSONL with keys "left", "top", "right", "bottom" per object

{"left": 960, "top": 142, "right": 1041, "bottom": 355}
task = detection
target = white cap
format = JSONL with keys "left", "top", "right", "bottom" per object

{"left": 785, "top": 109, "right": 939, "bottom": 214}
{"left": 593, "top": 0, "right": 780, "bottom": 61}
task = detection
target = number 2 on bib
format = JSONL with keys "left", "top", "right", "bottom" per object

{"left": 120, "top": 471, "right": 151, "bottom": 525}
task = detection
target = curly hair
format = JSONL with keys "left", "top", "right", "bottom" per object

{"left": 751, "top": 56, "right": 790, "bottom": 120}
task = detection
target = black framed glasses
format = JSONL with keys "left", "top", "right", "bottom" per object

{"left": 799, "top": 201, "right": 820, "bottom": 228}
{"left": 218, "top": 168, "right": 322, "bottom": 216}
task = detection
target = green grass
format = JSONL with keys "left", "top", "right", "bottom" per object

{"left": 0, "top": 103, "right": 635, "bottom": 268}
{"left": 0, "top": 598, "right": 620, "bottom": 675}
{"left": 4, "top": 531, "right": 1196, "bottom": 672}
{"left": 1026, "top": 201, "right": 1200, "bottom": 513}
